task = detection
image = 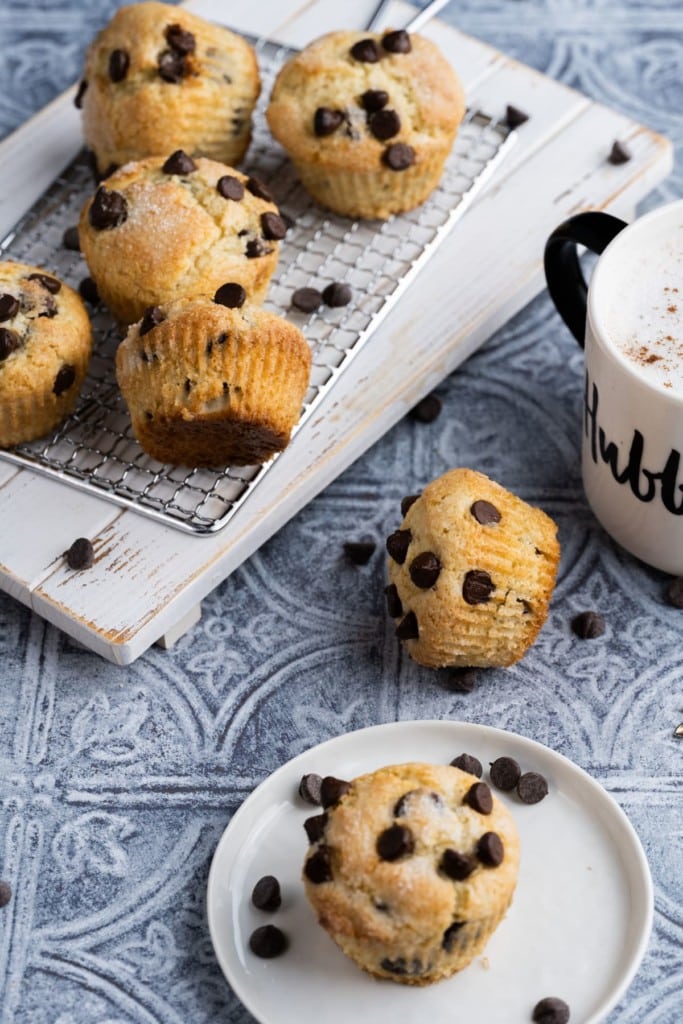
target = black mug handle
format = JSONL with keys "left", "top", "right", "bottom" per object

{"left": 543, "top": 211, "right": 628, "bottom": 348}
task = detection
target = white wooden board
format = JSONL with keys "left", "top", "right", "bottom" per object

{"left": 0, "top": 0, "right": 673, "bottom": 664}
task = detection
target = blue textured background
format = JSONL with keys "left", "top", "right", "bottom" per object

{"left": 0, "top": 2, "right": 682, "bottom": 1021}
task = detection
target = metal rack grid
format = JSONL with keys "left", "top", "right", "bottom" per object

{"left": 0, "top": 38, "right": 515, "bottom": 535}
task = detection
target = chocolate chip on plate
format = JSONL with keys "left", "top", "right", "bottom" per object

{"left": 369, "top": 109, "right": 401, "bottom": 141}
{"left": 666, "top": 577, "right": 683, "bottom": 608}
{"left": 532, "top": 996, "right": 570, "bottom": 1024}
{"left": 53, "top": 364, "right": 76, "bottom": 396}
{"left": 386, "top": 529, "right": 411, "bottom": 564}
{"left": 109, "top": 48, "right": 130, "bottom": 82}
{"left": 396, "top": 610, "right": 419, "bottom": 640}
{"left": 489, "top": 756, "right": 521, "bottom": 791}
{"left": 322, "top": 282, "right": 352, "bottom": 308}
{"left": 464, "top": 781, "right": 493, "bottom": 814}
{"left": 298, "top": 772, "right": 323, "bottom": 805}
{"left": 350, "top": 38, "right": 381, "bottom": 63}
{"left": 314, "top": 107, "right": 345, "bottom": 136}
{"left": 320, "top": 776, "right": 351, "bottom": 808}
{"left": 62, "top": 225, "right": 81, "bottom": 251}
{"left": 382, "top": 29, "right": 411, "bottom": 53}
{"left": 74, "top": 79, "right": 87, "bottom": 109}
{"left": 384, "top": 583, "right": 403, "bottom": 618}
{"left": 505, "top": 104, "right": 530, "bottom": 128}
{"left": 140, "top": 305, "right": 165, "bottom": 336}
{"left": 361, "top": 89, "right": 389, "bottom": 112}
{"left": 0, "top": 329, "right": 21, "bottom": 361}
{"left": 0, "top": 881, "right": 11, "bottom": 908}
{"left": 79, "top": 277, "right": 99, "bottom": 305}
{"left": 344, "top": 540, "right": 376, "bottom": 565}
{"left": 377, "top": 824, "right": 414, "bottom": 861}
{"left": 291, "top": 287, "right": 322, "bottom": 313}
{"left": 571, "top": 610, "right": 605, "bottom": 639}
{"left": 450, "top": 753, "right": 483, "bottom": 778}
{"left": 383, "top": 142, "right": 415, "bottom": 170}
{"left": 401, "top": 494, "right": 421, "bottom": 517}
{"left": 0, "top": 294, "right": 19, "bottom": 321}
{"left": 214, "top": 282, "right": 246, "bottom": 308}
{"left": 246, "top": 176, "right": 275, "bottom": 202}
{"left": 304, "top": 812, "right": 328, "bottom": 843}
{"left": 251, "top": 874, "right": 281, "bottom": 912}
{"left": 165, "top": 23, "right": 196, "bottom": 55}
{"left": 517, "top": 771, "right": 548, "bottom": 804}
{"left": 162, "top": 149, "right": 197, "bottom": 175}
{"left": 217, "top": 175, "right": 245, "bottom": 200}
{"left": 27, "top": 273, "right": 61, "bottom": 294}
{"left": 409, "top": 551, "right": 441, "bottom": 588}
{"left": 304, "top": 845, "right": 332, "bottom": 883}
{"left": 249, "top": 924, "right": 288, "bottom": 958}
{"left": 462, "top": 569, "right": 495, "bottom": 605}
{"left": 439, "top": 848, "right": 475, "bottom": 880}
{"left": 443, "top": 668, "right": 477, "bottom": 693}
{"left": 261, "top": 212, "right": 287, "bottom": 241}
{"left": 471, "top": 499, "right": 501, "bottom": 525}
{"left": 476, "top": 831, "right": 504, "bottom": 867}
{"left": 65, "top": 537, "right": 95, "bottom": 571}
{"left": 89, "top": 186, "right": 127, "bottom": 230}
{"left": 608, "top": 140, "right": 631, "bottom": 165}
{"left": 409, "top": 394, "right": 441, "bottom": 422}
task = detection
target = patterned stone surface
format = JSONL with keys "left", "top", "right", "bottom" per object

{"left": 0, "top": 1, "right": 682, "bottom": 1022}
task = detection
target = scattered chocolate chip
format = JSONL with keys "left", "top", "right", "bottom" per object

{"left": 314, "top": 107, "right": 345, "bottom": 136}
{"left": 246, "top": 177, "right": 274, "bottom": 202}
{"left": 571, "top": 610, "right": 605, "bottom": 639}
{"left": 74, "top": 79, "right": 87, "bottom": 109}
{"left": 396, "top": 611, "right": 418, "bottom": 640}
{"left": 386, "top": 528, "right": 411, "bottom": 564}
{"left": 0, "top": 881, "right": 11, "bottom": 908}
{"left": 517, "top": 772, "right": 548, "bottom": 804}
{"left": 350, "top": 38, "right": 381, "bottom": 62}
{"left": 0, "top": 294, "right": 19, "bottom": 321}
{"left": 109, "top": 48, "right": 130, "bottom": 82}
{"left": 442, "top": 920, "right": 465, "bottom": 951}
{"left": 666, "top": 577, "right": 683, "bottom": 608}
{"left": 443, "top": 668, "right": 477, "bottom": 693}
{"left": 79, "top": 277, "right": 99, "bottom": 305}
{"left": 53, "top": 364, "right": 76, "bottom": 396}
{"left": 217, "top": 175, "right": 245, "bottom": 201}
{"left": 532, "top": 996, "right": 570, "bottom": 1024}
{"left": 369, "top": 108, "right": 401, "bottom": 141}
{"left": 471, "top": 499, "right": 501, "bottom": 525}
{"left": 409, "top": 394, "right": 441, "bottom": 422}
{"left": 165, "top": 22, "right": 196, "bottom": 55}
{"left": 489, "top": 756, "right": 521, "bottom": 791}
{"left": 505, "top": 104, "right": 529, "bottom": 128}
{"left": 214, "top": 283, "right": 246, "bottom": 308}
{"left": 249, "top": 924, "right": 288, "bottom": 958}
{"left": 62, "top": 225, "right": 81, "bottom": 251}
{"left": 261, "top": 212, "right": 287, "bottom": 241}
{"left": 65, "top": 537, "right": 94, "bottom": 570}
{"left": 476, "top": 831, "right": 504, "bottom": 867}
{"left": 27, "top": 273, "right": 61, "bottom": 294}
{"left": 409, "top": 551, "right": 441, "bottom": 589}
{"left": 304, "top": 812, "right": 328, "bottom": 843}
{"left": 320, "top": 776, "right": 351, "bottom": 808}
{"left": 304, "top": 845, "right": 332, "bottom": 883}
{"left": 377, "top": 824, "right": 414, "bottom": 861}
{"left": 383, "top": 142, "right": 415, "bottom": 170}
{"left": 291, "top": 287, "right": 322, "bottom": 313}
{"left": 462, "top": 569, "right": 495, "bottom": 605}
{"left": 162, "top": 149, "right": 197, "bottom": 175}
{"left": 344, "top": 540, "right": 376, "bottom": 565}
{"left": 158, "top": 50, "right": 186, "bottom": 83}
{"left": 298, "top": 773, "right": 322, "bottom": 805}
{"left": 384, "top": 583, "right": 403, "bottom": 619}
{"left": 608, "top": 140, "right": 631, "bottom": 165}
{"left": 674, "top": 723, "right": 683, "bottom": 738}
{"left": 464, "top": 781, "right": 493, "bottom": 814}
{"left": 322, "top": 282, "right": 352, "bottom": 308}
{"left": 400, "top": 494, "right": 421, "bottom": 517}
{"left": 251, "top": 875, "right": 281, "bottom": 912}
{"left": 450, "top": 753, "right": 483, "bottom": 778}
{"left": 440, "top": 848, "right": 476, "bottom": 880}
{"left": 382, "top": 29, "right": 411, "bottom": 53}
{"left": 246, "top": 238, "right": 273, "bottom": 259}
{"left": 361, "top": 89, "right": 389, "bottom": 112}
{"left": 89, "top": 186, "right": 127, "bottom": 230}
{"left": 139, "top": 306, "right": 165, "bottom": 336}
{"left": 0, "top": 328, "right": 20, "bottom": 360}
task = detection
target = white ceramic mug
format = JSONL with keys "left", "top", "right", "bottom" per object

{"left": 545, "top": 200, "right": 683, "bottom": 574}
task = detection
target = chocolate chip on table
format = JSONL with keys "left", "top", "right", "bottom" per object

{"left": 409, "top": 551, "right": 441, "bottom": 588}
{"left": 62, "top": 225, "right": 81, "bottom": 251}
{"left": 89, "top": 186, "right": 127, "bottom": 230}
{"left": 532, "top": 996, "right": 570, "bottom": 1024}
{"left": 464, "top": 781, "right": 493, "bottom": 814}
{"left": 291, "top": 287, "right": 322, "bottom": 313}
{"left": 396, "top": 610, "right": 419, "bottom": 640}
{"left": 214, "top": 283, "right": 246, "bottom": 308}
{"left": 261, "top": 212, "right": 287, "bottom": 241}
{"left": 27, "top": 273, "right": 61, "bottom": 294}
{"left": 384, "top": 583, "right": 403, "bottom": 618}
{"left": 79, "top": 277, "right": 99, "bottom": 305}
{"left": 246, "top": 177, "right": 275, "bottom": 202}
{"left": 443, "top": 668, "right": 477, "bottom": 693}
{"left": 386, "top": 529, "right": 411, "bottom": 564}
{"left": 0, "top": 881, "right": 11, "bottom": 908}
{"left": 382, "top": 29, "right": 411, "bottom": 53}
{"left": 217, "top": 175, "right": 245, "bottom": 201}
{"left": 442, "top": 920, "right": 465, "bottom": 951}
{"left": 400, "top": 494, "right": 421, "bottom": 517}
{"left": 314, "top": 107, "right": 345, "bottom": 136}
{"left": 249, "top": 924, "right": 288, "bottom": 958}
{"left": 304, "top": 845, "right": 332, "bottom": 883}
{"left": 74, "top": 79, "right": 87, "bottom": 109}
{"left": 369, "top": 109, "right": 401, "bottom": 141}
{"left": 162, "top": 149, "right": 197, "bottom": 175}
{"left": 65, "top": 537, "right": 94, "bottom": 571}
{"left": 439, "top": 848, "right": 475, "bottom": 880}
{"left": 165, "top": 23, "right": 196, "bottom": 55}
{"left": 298, "top": 772, "right": 323, "bottom": 805}
{"left": 361, "top": 89, "right": 389, "bottom": 112}
{"left": 471, "top": 499, "right": 501, "bottom": 525}
{"left": 53, "top": 364, "right": 76, "bottom": 396}
{"left": 674, "top": 723, "right": 683, "bottom": 738}
{"left": 377, "top": 824, "right": 414, "bottom": 861}
{"left": 350, "top": 38, "right": 381, "bottom": 62}
{"left": 322, "top": 282, "right": 352, "bottom": 308}
{"left": 462, "top": 569, "right": 495, "bottom": 605}
{"left": 0, "top": 329, "right": 21, "bottom": 361}
{"left": 450, "top": 753, "right": 483, "bottom": 778}
{"left": 571, "top": 610, "right": 605, "bottom": 639}
{"left": 251, "top": 874, "right": 281, "bottom": 912}
{"left": 383, "top": 142, "right": 415, "bottom": 170}
{"left": 608, "top": 140, "right": 631, "bottom": 165}
{"left": 158, "top": 50, "right": 186, "bottom": 83}
{"left": 320, "top": 776, "right": 351, "bottom": 808}
{"left": 505, "top": 104, "right": 530, "bottom": 128}
{"left": 304, "top": 812, "right": 328, "bottom": 843}
{"left": 517, "top": 771, "right": 548, "bottom": 804}
{"left": 344, "top": 541, "right": 376, "bottom": 565}
{"left": 140, "top": 305, "right": 165, "bottom": 336}
{"left": 246, "top": 239, "right": 273, "bottom": 259}
{"left": 0, "top": 294, "right": 19, "bottom": 321}
{"left": 109, "top": 48, "right": 130, "bottom": 82}
{"left": 476, "top": 831, "right": 504, "bottom": 867}
{"left": 666, "top": 577, "right": 683, "bottom": 608}
{"left": 409, "top": 394, "right": 441, "bottom": 422}
{"left": 489, "top": 756, "right": 521, "bottom": 791}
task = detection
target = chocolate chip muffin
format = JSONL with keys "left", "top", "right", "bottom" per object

{"left": 303, "top": 762, "right": 519, "bottom": 985}
{"left": 115, "top": 290, "right": 311, "bottom": 466}
{"left": 266, "top": 30, "right": 465, "bottom": 219}
{"left": 78, "top": 1, "right": 260, "bottom": 176}
{"left": 386, "top": 469, "right": 560, "bottom": 668}
{"left": 79, "top": 154, "right": 285, "bottom": 324}
{"left": 0, "top": 261, "right": 92, "bottom": 447}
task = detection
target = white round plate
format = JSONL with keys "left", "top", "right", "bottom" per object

{"left": 207, "top": 720, "right": 652, "bottom": 1024}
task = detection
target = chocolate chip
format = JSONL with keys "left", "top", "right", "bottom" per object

{"left": 74, "top": 79, "right": 87, "bottom": 109}
{"left": 442, "top": 921, "right": 465, "bottom": 951}
{"left": 462, "top": 569, "right": 495, "bottom": 605}
{"left": 217, "top": 175, "right": 245, "bottom": 200}
{"left": 369, "top": 108, "right": 401, "bottom": 141}
{"left": 320, "top": 776, "right": 351, "bottom": 808}
{"left": 62, "top": 225, "right": 81, "bottom": 251}
{"left": 400, "top": 494, "right": 421, "bottom": 517}
{"left": 396, "top": 611, "right": 418, "bottom": 640}
{"left": 261, "top": 212, "right": 287, "bottom": 241}
{"left": 140, "top": 306, "right": 165, "bottom": 335}
{"left": 39, "top": 295, "right": 58, "bottom": 318}
{"left": 383, "top": 142, "right": 415, "bottom": 170}
{"left": 384, "top": 583, "right": 403, "bottom": 619}
{"left": 162, "top": 149, "right": 197, "bottom": 175}
{"left": 0, "top": 294, "right": 19, "bottom": 321}
{"left": 246, "top": 238, "right": 273, "bottom": 259}
{"left": 251, "top": 875, "right": 281, "bottom": 912}
{"left": 608, "top": 140, "right": 631, "bottom": 165}
{"left": 443, "top": 668, "right": 477, "bottom": 693}
{"left": 249, "top": 924, "right": 288, "bottom": 958}
{"left": 0, "top": 881, "right": 11, "bottom": 908}
{"left": 361, "top": 89, "right": 389, "bottom": 112}
{"left": 344, "top": 541, "right": 376, "bottom": 565}
{"left": 476, "top": 831, "right": 504, "bottom": 867}
{"left": 0, "top": 329, "right": 20, "bottom": 360}
{"left": 450, "top": 753, "right": 482, "bottom": 778}
{"left": 517, "top": 772, "right": 548, "bottom": 804}
{"left": 571, "top": 611, "right": 605, "bottom": 639}
{"left": 532, "top": 997, "right": 570, "bottom": 1024}
{"left": 350, "top": 38, "right": 380, "bottom": 62}
{"left": 409, "top": 551, "right": 441, "bottom": 588}
{"left": 489, "top": 756, "right": 521, "bottom": 791}
{"left": 53, "top": 364, "right": 76, "bottom": 396}
{"left": 246, "top": 177, "right": 274, "bottom": 202}
{"left": 380, "top": 957, "right": 423, "bottom": 975}
{"left": 505, "top": 104, "right": 530, "bottom": 128}
{"left": 393, "top": 789, "right": 443, "bottom": 817}
{"left": 291, "top": 287, "right": 322, "bottom": 313}
{"left": 439, "top": 848, "right": 476, "bottom": 880}
{"left": 409, "top": 394, "right": 441, "bottom": 422}
{"left": 322, "top": 282, "right": 352, "bottom": 308}
{"left": 158, "top": 50, "right": 186, "bottom": 83}
{"left": 471, "top": 500, "right": 501, "bottom": 525}
{"left": 65, "top": 537, "right": 94, "bottom": 570}
{"left": 376, "top": 824, "right": 414, "bottom": 861}
{"left": 304, "top": 812, "right": 328, "bottom": 843}
{"left": 165, "top": 23, "right": 196, "bottom": 55}
{"left": 89, "top": 186, "right": 127, "bottom": 230}
{"left": 214, "top": 283, "right": 246, "bottom": 308}
{"left": 374, "top": 898, "right": 390, "bottom": 913}
{"left": 27, "top": 273, "right": 61, "bottom": 294}
{"left": 666, "top": 577, "right": 683, "bottom": 608}
{"left": 298, "top": 772, "right": 323, "bottom": 805}
{"left": 675, "top": 723, "right": 683, "bottom": 738}
{"left": 79, "top": 277, "right": 99, "bottom": 305}
{"left": 304, "top": 846, "right": 332, "bottom": 883}
{"left": 382, "top": 29, "right": 411, "bottom": 53}
{"left": 109, "top": 48, "right": 130, "bottom": 82}
{"left": 314, "top": 107, "right": 345, "bottom": 136}
{"left": 386, "top": 529, "right": 411, "bottom": 564}
{"left": 464, "top": 781, "right": 493, "bottom": 814}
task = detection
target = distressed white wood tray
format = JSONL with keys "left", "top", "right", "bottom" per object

{"left": 0, "top": 0, "right": 672, "bottom": 664}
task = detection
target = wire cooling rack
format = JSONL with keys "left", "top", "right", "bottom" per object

{"left": 0, "top": 38, "right": 515, "bottom": 535}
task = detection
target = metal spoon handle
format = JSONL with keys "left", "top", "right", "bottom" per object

{"left": 366, "top": 0, "right": 451, "bottom": 31}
